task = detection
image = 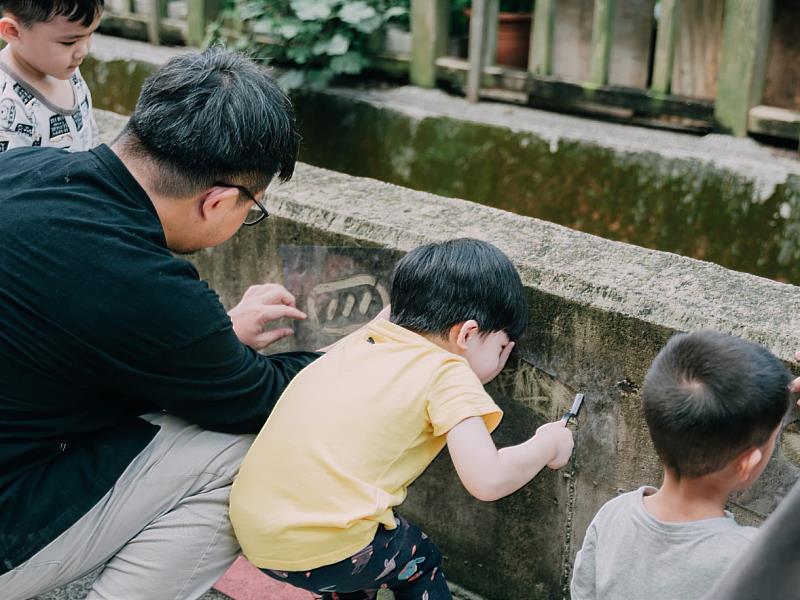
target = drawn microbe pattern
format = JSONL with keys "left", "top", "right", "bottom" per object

{"left": 307, "top": 275, "right": 389, "bottom": 336}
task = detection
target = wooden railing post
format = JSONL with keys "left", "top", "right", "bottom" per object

{"left": 410, "top": 0, "right": 449, "bottom": 88}
{"left": 588, "top": 0, "right": 615, "bottom": 86}
{"left": 148, "top": 0, "right": 167, "bottom": 45}
{"left": 651, "top": 0, "right": 680, "bottom": 94}
{"left": 714, "top": 0, "right": 773, "bottom": 136}
{"left": 187, "top": 0, "right": 220, "bottom": 47}
{"left": 483, "top": 0, "right": 499, "bottom": 67}
{"left": 529, "top": 0, "right": 555, "bottom": 76}
{"left": 466, "top": 0, "right": 489, "bottom": 102}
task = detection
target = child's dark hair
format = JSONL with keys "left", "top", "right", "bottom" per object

{"left": 643, "top": 330, "right": 790, "bottom": 480}
{"left": 0, "top": 0, "right": 103, "bottom": 27}
{"left": 390, "top": 238, "right": 528, "bottom": 340}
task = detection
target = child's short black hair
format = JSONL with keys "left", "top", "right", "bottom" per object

{"left": 644, "top": 330, "right": 790, "bottom": 479}
{"left": 390, "top": 238, "right": 528, "bottom": 341}
{"left": 0, "top": 0, "right": 103, "bottom": 27}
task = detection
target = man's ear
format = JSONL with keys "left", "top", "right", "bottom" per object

{"left": 198, "top": 186, "right": 239, "bottom": 222}
{"left": 0, "top": 16, "right": 24, "bottom": 43}
{"left": 735, "top": 446, "right": 764, "bottom": 483}
{"left": 449, "top": 319, "right": 480, "bottom": 351}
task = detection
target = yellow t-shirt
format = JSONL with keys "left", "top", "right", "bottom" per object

{"left": 229, "top": 319, "right": 502, "bottom": 571}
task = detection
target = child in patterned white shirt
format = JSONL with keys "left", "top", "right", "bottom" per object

{"left": 0, "top": 0, "right": 102, "bottom": 153}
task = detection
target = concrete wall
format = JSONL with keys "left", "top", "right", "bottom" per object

{"left": 289, "top": 87, "right": 800, "bottom": 284}
{"left": 84, "top": 34, "right": 800, "bottom": 284}
{"left": 97, "top": 110, "right": 800, "bottom": 600}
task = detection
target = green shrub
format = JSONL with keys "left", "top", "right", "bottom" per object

{"left": 213, "top": 0, "right": 408, "bottom": 90}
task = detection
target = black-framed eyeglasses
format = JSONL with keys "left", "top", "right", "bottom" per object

{"left": 212, "top": 181, "right": 269, "bottom": 226}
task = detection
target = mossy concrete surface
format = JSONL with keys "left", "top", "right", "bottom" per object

{"left": 96, "top": 109, "right": 800, "bottom": 600}
{"left": 85, "top": 35, "right": 800, "bottom": 284}
{"left": 290, "top": 86, "right": 800, "bottom": 284}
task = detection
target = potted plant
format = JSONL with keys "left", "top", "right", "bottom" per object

{"left": 496, "top": 0, "right": 533, "bottom": 68}
{"left": 462, "top": 0, "right": 534, "bottom": 69}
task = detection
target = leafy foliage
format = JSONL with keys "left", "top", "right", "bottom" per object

{"left": 213, "top": 0, "right": 409, "bottom": 90}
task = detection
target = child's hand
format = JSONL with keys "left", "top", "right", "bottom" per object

{"left": 535, "top": 420, "right": 574, "bottom": 469}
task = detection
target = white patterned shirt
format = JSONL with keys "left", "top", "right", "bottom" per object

{"left": 0, "top": 62, "right": 98, "bottom": 153}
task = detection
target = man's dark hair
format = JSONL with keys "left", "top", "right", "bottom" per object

{"left": 644, "top": 330, "right": 790, "bottom": 479}
{"left": 0, "top": 0, "right": 103, "bottom": 26}
{"left": 119, "top": 47, "right": 298, "bottom": 198}
{"left": 390, "top": 238, "right": 528, "bottom": 341}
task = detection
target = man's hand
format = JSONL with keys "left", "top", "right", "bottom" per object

{"left": 791, "top": 351, "right": 800, "bottom": 405}
{"left": 228, "top": 284, "right": 307, "bottom": 351}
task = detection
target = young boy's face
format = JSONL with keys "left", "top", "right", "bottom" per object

{"left": 463, "top": 329, "right": 512, "bottom": 384}
{"left": 2, "top": 13, "right": 100, "bottom": 80}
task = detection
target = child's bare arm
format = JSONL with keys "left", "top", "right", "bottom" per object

{"left": 446, "top": 416, "right": 574, "bottom": 501}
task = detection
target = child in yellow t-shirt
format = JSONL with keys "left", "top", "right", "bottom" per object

{"left": 229, "top": 238, "right": 574, "bottom": 600}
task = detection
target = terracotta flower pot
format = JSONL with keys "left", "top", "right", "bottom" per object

{"left": 496, "top": 12, "right": 532, "bottom": 68}
{"left": 465, "top": 10, "right": 533, "bottom": 69}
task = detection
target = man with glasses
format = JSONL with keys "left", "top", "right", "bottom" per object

{"left": 0, "top": 48, "right": 319, "bottom": 599}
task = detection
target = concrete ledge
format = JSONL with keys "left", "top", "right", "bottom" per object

{"left": 84, "top": 33, "right": 800, "bottom": 285}
{"left": 267, "top": 160, "right": 800, "bottom": 357}
{"left": 307, "top": 85, "right": 800, "bottom": 204}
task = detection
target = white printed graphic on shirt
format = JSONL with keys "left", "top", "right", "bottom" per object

{"left": 0, "top": 98, "right": 15, "bottom": 129}
{"left": 0, "top": 66, "right": 98, "bottom": 153}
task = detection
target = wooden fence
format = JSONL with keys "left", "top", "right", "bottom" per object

{"left": 98, "top": 0, "right": 799, "bottom": 145}
{"left": 101, "top": 0, "right": 218, "bottom": 47}
{"left": 408, "top": 0, "right": 799, "bottom": 144}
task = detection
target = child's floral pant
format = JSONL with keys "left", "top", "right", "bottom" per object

{"left": 262, "top": 515, "right": 450, "bottom": 599}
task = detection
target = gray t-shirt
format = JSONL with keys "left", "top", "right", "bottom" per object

{"left": 571, "top": 486, "right": 759, "bottom": 600}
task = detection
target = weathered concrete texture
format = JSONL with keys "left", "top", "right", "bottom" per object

{"left": 96, "top": 106, "right": 800, "bottom": 600}
{"left": 290, "top": 86, "right": 800, "bottom": 284}
{"left": 95, "top": 109, "right": 128, "bottom": 145}
{"left": 82, "top": 33, "right": 800, "bottom": 284}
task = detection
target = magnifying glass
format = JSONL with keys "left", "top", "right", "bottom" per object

{"left": 561, "top": 393, "right": 585, "bottom": 426}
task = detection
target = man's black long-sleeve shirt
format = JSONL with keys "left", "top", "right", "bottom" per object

{"left": 0, "top": 145, "right": 319, "bottom": 573}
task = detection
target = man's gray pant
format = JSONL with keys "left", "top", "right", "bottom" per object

{"left": 0, "top": 413, "right": 254, "bottom": 600}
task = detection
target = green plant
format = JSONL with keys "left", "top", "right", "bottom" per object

{"left": 215, "top": 0, "right": 408, "bottom": 90}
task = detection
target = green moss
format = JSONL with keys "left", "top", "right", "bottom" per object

{"left": 293, "top": 91, "right": 800, "bottom": 284}
{"left": 81, "top": 56, "right": 151, "bottom": 116}
{"left": 77, "top": 57, "right": 800, "bottom": 283}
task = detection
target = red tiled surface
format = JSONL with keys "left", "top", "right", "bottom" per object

{"left": 214, "top": 556, "right": 315, "bottom": 600}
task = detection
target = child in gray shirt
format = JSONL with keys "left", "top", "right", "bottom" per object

{"left": 571, "top": 330, "right": 791, "bottom": 600}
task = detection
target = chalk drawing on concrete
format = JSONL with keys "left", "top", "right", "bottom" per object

{"left": 279, "top": 245, "right": 400, "bottom": 350}
{"left": 306, "top": 275, "right": 389, "bottom": 336}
